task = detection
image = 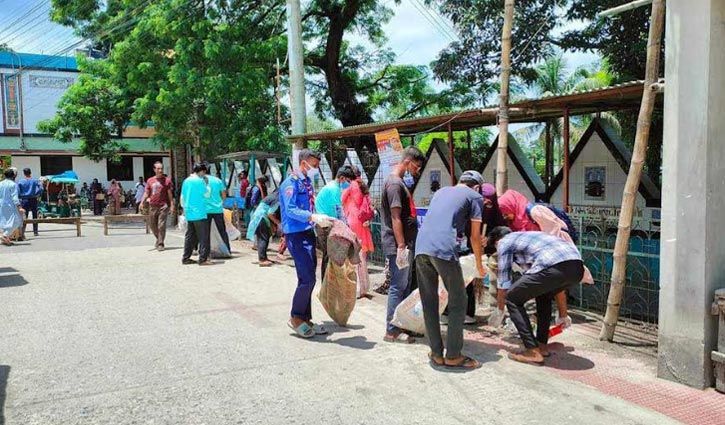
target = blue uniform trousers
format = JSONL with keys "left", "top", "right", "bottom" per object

{"left": 286, "top": 229, "right": 317, "bottom": 321}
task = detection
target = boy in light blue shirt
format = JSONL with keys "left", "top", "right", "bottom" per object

{"left": 181, "top": 162, "right": 212, "bottom": 265}
{"left": 205, "top": 173, "right": 230, "bottom": 252}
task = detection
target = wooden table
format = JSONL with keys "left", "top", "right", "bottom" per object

{"left": 103, "top": 214, "right": 150, "bottom": 236}
{"left": 24, "top": 217, "right": 83, "bottom": 237}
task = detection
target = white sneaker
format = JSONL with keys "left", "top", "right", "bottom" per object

{"left": 464, "top": 315, "right": 477, "bottom": 325}
{"left": 439, "top": 315, "right": 449, "bottom": 325}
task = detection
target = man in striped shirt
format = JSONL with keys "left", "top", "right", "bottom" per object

{"left": 489, "top": 227, "right": 584, "bottom": 364}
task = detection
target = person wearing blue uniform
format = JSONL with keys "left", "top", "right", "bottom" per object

{"left": 17, "top": 168, "right": 43, "bottom": 238}
{"left": 280, "top": 149, "right": 333, "bottom": 338}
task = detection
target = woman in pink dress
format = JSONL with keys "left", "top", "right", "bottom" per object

{"left": 342, "top": 166, "right": 375, "bottom": 298}
{"left": 497, "top": 189, "right": 594, "bottom": 331}
{"left": 107, "top": 179, "right": 122, "bottom": 215}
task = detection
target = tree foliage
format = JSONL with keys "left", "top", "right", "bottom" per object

{"left": 45, "top": 0, "right": 287, "bottom": 160}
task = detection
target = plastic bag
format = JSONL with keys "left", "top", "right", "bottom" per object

{"left": 318, "top": 259, "right": 357, "bottom": 326}
{"left": 391, "top": 285, "right": 448, "bottom": 335}
{"left": 177, "top": 214, "right": 187, "bottom": 232}
{"left": 459, "top": 254, "right": 488, "bottom": 285}
{"left": 210, "top": 221, "right": 232, "bottom": 258}
{"left": 224, "top": 209, "right": 241, "bottom": 241}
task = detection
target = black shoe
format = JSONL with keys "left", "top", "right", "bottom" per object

{"left": 182, "top": 259, "right": 197, "bottom": 265}
{"left": 33, "top": 232, "right": 39, "bottom": 236}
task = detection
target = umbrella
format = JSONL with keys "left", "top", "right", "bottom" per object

{"left": 48, "top": 170, "right": 80, "bottom": 184}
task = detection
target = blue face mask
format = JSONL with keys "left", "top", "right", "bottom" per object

{"left": 403, "top": 171, "right": 415, "bottom": 188}
{"left": 340, "top": 181, "right": 351, "bottom": 190}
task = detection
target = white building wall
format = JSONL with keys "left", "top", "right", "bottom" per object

{"left": 481, "top": 154, "right": 538, "bottom": 200}
{"left": 413, "top": 149, "right": 454, "bottom": 207}
{"left": 72, "top": 157, "right": 107, "bottom": 186}
{"left": 10, "top": 155, "right": 41, "bottom": 175}
{"left": 0, "top": 68, "right": 77, "bottom": 134}
{"left": 549, "top": 132, "right": 648, "bottom": 211}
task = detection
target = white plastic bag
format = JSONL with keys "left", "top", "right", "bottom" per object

{"left": 459, "top": 254, "right": 488, "bottom": 285}
{"left": 177, "top": 214, "right": 187, "bottom": 232}
{"left": 210, "top": 221, "right": 232, "bottom": 258}
{"left": 391, "top": 285, "right": 448, "bottom": 335}
{"left": 224, "top": 209, "right": 241, "bottom": 241}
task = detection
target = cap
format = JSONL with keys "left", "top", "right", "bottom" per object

{"left": 459, "top": 170, "right": 484, "bottom": 186}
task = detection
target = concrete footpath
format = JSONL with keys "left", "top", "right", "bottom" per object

{"left": 0, "top": 224, "right": 722, "bottom": 424}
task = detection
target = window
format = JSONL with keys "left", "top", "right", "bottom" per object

{"left": 142, "top": 156, "right": 165, "bottom": 180}
{"left": 106, "top": 157, "right": 134, "bottom": 181}
{"left": 40, "top": 155, "right": 73, "bottom": 176}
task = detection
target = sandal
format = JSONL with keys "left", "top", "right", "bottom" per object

{"left": 383, "top": 332, "right": 415, "bottom": 344}
{"left": 287, "top": 320, "right": 314, "bottom": 338}
{"left": 444, "top": 355, "right": 481, "bottom": 369}
{"left": 507, "top": 351, "right": 545, "bottom": 365}
{"left": 308, "top": 322, "right": 328, "bottom": 335}
{"left": 428, "top": 352, "right": 445, "bottom": 367}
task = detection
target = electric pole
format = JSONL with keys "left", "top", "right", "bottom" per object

{"left": 286, "top": 0, "right": 307, "bottom": 159}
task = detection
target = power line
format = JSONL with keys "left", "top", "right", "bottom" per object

{"left": 0, "top": 0, "right": 49, "bottom": 41}
{"left": 407, "top": 0, "right": 457, "bottom": 43}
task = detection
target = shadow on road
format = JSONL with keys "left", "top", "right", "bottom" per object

{"left": 0, "top": 365, "right": 9, "bottom": 425}
{"left": 0, "top": 269, "right": 28, "bottom": 288}
{"left": 542, "top": 342, "right": 596, "bottom": 371}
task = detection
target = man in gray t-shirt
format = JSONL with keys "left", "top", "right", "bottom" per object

{"left": 415, "top": 170, "right": 486, "bottom": 369}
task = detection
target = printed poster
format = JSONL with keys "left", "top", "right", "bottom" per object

{"left": 3, "top": 74, "right": 21, "bottom": 130}
{"left": 375, "top": 128, "right": 403, "bottom": 178}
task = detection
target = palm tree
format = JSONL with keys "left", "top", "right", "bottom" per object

{"left": 514, "top": 54, "right": 621, "bottom": 181}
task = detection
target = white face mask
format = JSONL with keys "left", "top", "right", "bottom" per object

{"left": 302, "top": 160, "right": 319, "bottom": 178}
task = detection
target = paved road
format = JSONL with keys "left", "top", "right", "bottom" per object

{"left": 0, "top": 225, "right": 680, "bottom": 424}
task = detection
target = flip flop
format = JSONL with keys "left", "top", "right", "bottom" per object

{"left": 444, "top": 355, "right": 481, "bottom": 369}
{"left": 288, "top": 320, "right": 314, "bottom": 338}
{"left": 428, "top": 352, "right": 445, "bottom": 367}
{"left": 310, "top": 323, "right": 328, "bottom": 335}
{"left": 383, "top": 332, "right": 415, "bottom": 344}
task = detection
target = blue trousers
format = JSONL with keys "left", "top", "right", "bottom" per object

{"left": 386, "top": 253, "right": 412, "bottom": 333}
{"left": 287, "top": 229, "right": 317, "bottom": 321}
{"left": 21, "top": 198, "right": 38, "bottom": 234}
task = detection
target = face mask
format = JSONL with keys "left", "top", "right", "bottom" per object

{"left": 403, "top": 171, "right": 415, "bottom": 188}
{"left": 340, "top": 181, "right": 351, "bottom": 190}
{"left": 302, "top": 160, "right": 319, "bottom": 178}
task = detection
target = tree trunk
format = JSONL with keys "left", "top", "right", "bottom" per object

{"left": 599, "top": 0, "right": 665, "bottom": 342}
{"left": 495, "top": 0, "right": 515, "bottom": 195}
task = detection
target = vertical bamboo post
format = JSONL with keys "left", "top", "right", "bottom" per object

{"left": 600, "top": 0, "right": 665, "bottom": 342}
{"left": 563, "top": 108, "right": 571, "bottom": 211}
{"left": 496, "top": 0, "right": 515, "bottom": 195}
{"left": 447, "top": 123, "right": 456, "bottom": 185}
{"left": 466, "top": 129, "right": 472, "bottom": 170}
{"left": 545, "top": 121, "right": 552, "bottom": 185}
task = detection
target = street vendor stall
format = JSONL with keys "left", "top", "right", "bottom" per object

{"left": 42, "top": 170, "right": 81, "bottom": 218}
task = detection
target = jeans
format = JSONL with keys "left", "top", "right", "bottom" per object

{"left": 182, "top": 219, "right": 210, "bottom": 263}
{"left": 416, "top": 254, "right": 467, "bottom": 359}
{"left": 386, "top": 253, "right": 411, "bottom": 334}
{"left": 255, "top": 220, "right": 271, "bottom": 261}
{"left": 149, "top": 204, "right": 169, "bottom": 248}
{"left": 506, "top": 260, "right": 584, "bottom": 349}
{"left": 208, "top": 212, "right": 231, "bottom": 252}
{"left": 21, "top": 198, "right": 38, "bottom": 234}
{"left": 287, "top": 230, "right": 317, "bottom": 321}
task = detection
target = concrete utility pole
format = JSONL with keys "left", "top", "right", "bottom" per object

{"left": 286, "top": 0, "right": 307, "bottom": 158}
{"left": 495, "top": 0, "right": 515, "bottom": 195}
{"left": 658, "top": 0, "right": 725, "bottom": 389}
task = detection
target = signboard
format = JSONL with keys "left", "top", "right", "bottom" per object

{"left": 29, "top": 75, "right": 75, "bottom": 89}
{"left": 375, "top": 128, "right": 403, "bottom": 178}
{"left": 3, "top": 74, "right": 21, "bottom": 130}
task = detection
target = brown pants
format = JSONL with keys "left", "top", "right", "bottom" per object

{"left": 149, "top": 204, "right": 169, "bottom": 247}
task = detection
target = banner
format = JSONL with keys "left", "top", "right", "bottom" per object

{"left": 3, "top": 74, "right": 21, "bottom": 130}
{"left": 375, "top": 128, "right": 403, "bottom": 178}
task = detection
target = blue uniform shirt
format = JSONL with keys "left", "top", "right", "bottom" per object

{"left": 17, "top": 178, "right": 43, "bottom": 199}
{"left": 279, "top": 170, "right": 314, "bottom": 234}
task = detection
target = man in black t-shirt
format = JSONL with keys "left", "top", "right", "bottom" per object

{"left": 380, "top": 145, "right": 425, "bottom": 343}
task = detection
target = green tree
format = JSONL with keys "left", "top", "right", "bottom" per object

{"left": 513, "top": 54, "right": 620, "bottom": 176}
{"left": 45, "top": 0, "right": 287, "bottom": 160}
{"left": 415, "top": 128, "right": 493, "bottom": 172}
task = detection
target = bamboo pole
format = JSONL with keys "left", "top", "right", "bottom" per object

{"left": 599, "top": 0, "right": 665, "bottom": 342}
{"left": 495, "top": 0, "right": 515, "bottom": 195}
{"left": 447, "top": 123, "right": 456, "bottom": 185}
{"left": 562, "top": 108, "right": 570, "bottom": 211}
{"left": 545, "top": 121, "right": 552, "bottom": 185}
{"left": 466, "top": 129, "right": 472, "bottom": 170}
{"left": 599, "top": 0, "right": 653, "bottom": 18}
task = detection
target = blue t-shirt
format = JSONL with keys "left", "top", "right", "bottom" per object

{"left": 181, "top": 174, "right": 210, "bottom": 221}
{"left": 205, "top": 175, "right": 225, "bottom": 214}
{"left": 315, "top": 180, "right": 343, "bottom": 219}
{"left": 17, "top": 177, "right": 43, "bottom": 199}
{"left": 415, "top": 185, "right": 484, "bottom": 261}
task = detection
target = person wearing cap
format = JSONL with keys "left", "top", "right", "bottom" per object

{"left": 414, "top": 170, "right": 487, "bottom": 369}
